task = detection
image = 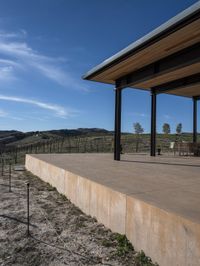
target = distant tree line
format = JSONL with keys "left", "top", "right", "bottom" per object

{"left": 162, "top": 123, "right": 182, "bottom": 135}
{"left": 133, "top": 122, "right": 183, "bottom": 135}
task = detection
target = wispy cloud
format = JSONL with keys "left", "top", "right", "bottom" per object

{"left": 0, "top": 95, "right": 79, "bottom": 118}
{"left": 128, "top": 111, "right": 149, "bottom": 118}
{"left": 163, "top": 114, "right": 172, "bottom": 120}
{"left": 0, "top": 109, "right": 8, "bottom": 117}
{"left": 0, "top": 65, "right": 15, "bottom": 82}
{"left": 0, "top": 58, "right": 21, "bottom": 67}
{"left": 0, "top": 30, "right": 87, "bottom": 91}
{"left": 0, "top": 108, "right": 24, "bottom": 120}
{"left": 0, "top": 29, "right": 27, "bottom": 39}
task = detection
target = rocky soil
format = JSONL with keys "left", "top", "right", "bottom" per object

{"left": 0, "top": 166, "right": 157, "bottom": 266}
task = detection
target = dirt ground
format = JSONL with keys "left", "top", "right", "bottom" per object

{"left": 0, "top": 166, "right": 157, "bottom": 266}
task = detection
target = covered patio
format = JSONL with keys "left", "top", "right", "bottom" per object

{"left": 24, "top": 3, "right": 200, "bottom": 266}
{"left": 83, "top": 2, "right": 200, "bottom": 160}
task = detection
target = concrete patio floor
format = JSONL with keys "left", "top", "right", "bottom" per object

{"left": 28, "top": 153, "right": 200, "bottom": 224}
{"left": 26, "top": 153, "right": 200, "bottom": 266}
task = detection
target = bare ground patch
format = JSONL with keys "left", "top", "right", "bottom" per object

{"left": 0, "top": 167, "right": 157, "bottom": 266}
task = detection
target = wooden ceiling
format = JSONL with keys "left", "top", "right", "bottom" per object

{"left": 87, "top": 16, "right": 200, "bottom": 98}
{"left": 135, "top": 62, "right": 200, "bottom": 89}
{"left": 168, "top": 83, "right": 200, "bottom": 97}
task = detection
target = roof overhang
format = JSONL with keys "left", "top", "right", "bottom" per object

{"left": 83, "top": 2, "right": 200, "bottom": 98}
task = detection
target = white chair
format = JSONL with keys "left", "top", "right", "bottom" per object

{"left": 169, "top": 142, "right": 175, "bottom": 155}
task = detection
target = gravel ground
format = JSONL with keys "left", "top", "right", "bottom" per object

{"left": 0, "top": 166, "right": 157, "bottom": 266}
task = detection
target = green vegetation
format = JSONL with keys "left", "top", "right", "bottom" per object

{"left": 114, "top": 233, "right": 133, "bottom": 256}
{"left": 133, "top": 123, "right": 144, "bottom": 152}
{"left": 101, "top": 239, "right": 113, "bottom": 248}
{"left": 46, "top": 183, "right": 56, "bottom": 191}
{"left": 0, "top": 128, "right": 199, "bottom": 166}
{"left": 176, "top": 123, "right": 182, "bottom": 134}
{"left": 133, "top": 122, "right": 144, "bottom": 134}
{"left": 60, "top": 193, "right": 67, "bottom": 201}
{"left": 135, "top": 250, "right": 159, "bottom": 266}
{"left": 102, "top": 233, "right": 158, "bottom": 265}
{"left": 162, "top": 123, "right": 170, "bottom": 134}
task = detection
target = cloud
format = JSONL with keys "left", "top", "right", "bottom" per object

{"left": 0, "top": 58, "right": 21, "bottom": 67}
{"left": 0, "top": 95, "right": 79, "bottom": 118}
{"left": 0, "top": 108, "right": 24, "bottom": 120}
{"left": 0, "top": 65, "right": 15, "bottom": 81}
{"left": 163, "top": 114, "right": 172, "bottom": 120}
{"left": 0, "top": 30, "right": 87, "bottom": 91}
{"left": 0, "top": 58, "right": 22, "bottom": 82}
{"left": 0, "top": 32, "right": 21, "bottom": 39}
{"left": 128, "top": 112, "right": 149, "bottom": 118}
{"left": 0, "top": 109, "right": 8, "bottom": 117}
{"left": 0, "top": 29, "right": 27, "bottom": 39}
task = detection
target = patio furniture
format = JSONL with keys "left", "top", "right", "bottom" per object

{"left": 191, "top": 143, "right": 200, "bottom": 156}
{"left": 170, "top": 142, "right": 176, "bottom": 155}
{"left": 176, "top": 142, "right": 200, "bottom": 156}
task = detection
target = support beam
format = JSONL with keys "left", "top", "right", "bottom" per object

{"left": 151, "top": 89, "right": 157, "bottom": 156}
{"left": 116, "top": 43, "right": 200, "bottom": 89}
{"left": 114, "top": 86, "right": 122, "bottom": 161}
{"left": 193, "top": 96, "right": 197, "bottom": 143}
{"left": 152, "top": 73, "right": 200, "bottom": 94}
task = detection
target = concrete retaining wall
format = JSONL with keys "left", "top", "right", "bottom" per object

{"left": 25, "top": 154, "right": 200, "bottom": 266}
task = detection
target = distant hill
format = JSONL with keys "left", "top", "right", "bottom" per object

{"left": 0, "top": 131, "right": 26, "bottom": 145}
{"left": 0, "top": 128, "right": 198, "bottom": 149}
{"left": 0, "top": 128, "right": 112, "bottom": 147}
{"left": 0, "top": 130, "right": 23, "bottom": 137}
{"left": 46, "top": 128, "right": 111, "bottom": 137}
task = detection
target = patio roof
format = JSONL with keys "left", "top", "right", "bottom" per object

{"left": 83, "top": 2, "right": 200, "bottom": 98}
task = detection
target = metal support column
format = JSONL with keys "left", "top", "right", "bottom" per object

{"left": 114, "top": 87, "right": 122, "bottom": 161}
{"left": 193, "top": 96, "right": 197, "bottom": 143}
{"left": 151, "top": 89, "right": 157, "bottom": 156}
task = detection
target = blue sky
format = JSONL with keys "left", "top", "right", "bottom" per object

{"left": 0, "top": 0, "right": 199, "bottom": 133}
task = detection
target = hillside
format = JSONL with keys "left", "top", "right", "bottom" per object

{"left": 0, "top": 128, "right": 112, "bottom": 146}
{"left": 0, "top": 128, "right": 199, "bottom": 166}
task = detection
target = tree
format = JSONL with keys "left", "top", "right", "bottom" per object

{"left": 162, "top": 123, "right": 170, "bottom": 134}
{"left": 176, "top": 123, "right": 182, "bottom": 134}
{"left": 133, "top": 122, "right": 144, "bottom": 152}
{"left": 133, "top": 122, "right": 144, "bottom": 134}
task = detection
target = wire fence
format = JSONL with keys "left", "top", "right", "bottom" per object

{"left": 1, "top": 133, "right": 192, "bottom": 167}
{"left": 0, "top": 159, "right": 114, "bottom": 265}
